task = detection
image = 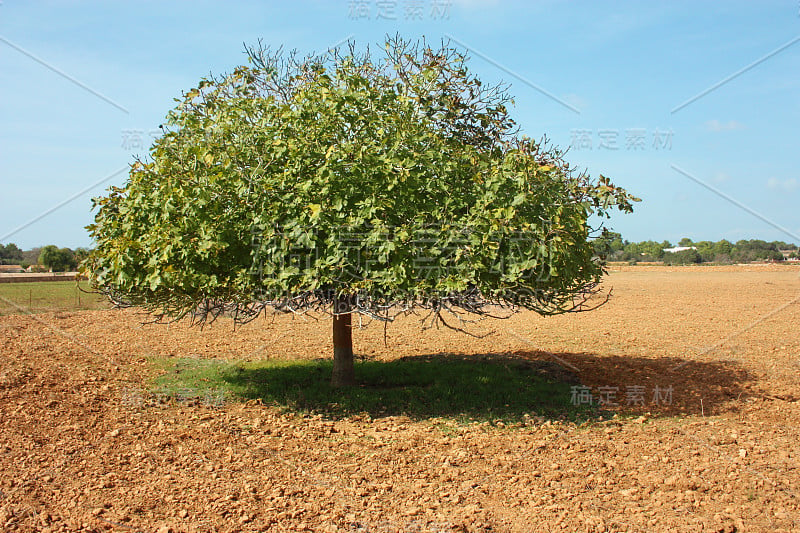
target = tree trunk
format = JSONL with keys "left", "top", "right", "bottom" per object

{"left": 331, "top": 296, "right": 355, "bottom": 387}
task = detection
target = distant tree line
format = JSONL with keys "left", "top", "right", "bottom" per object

{"left": 0, "top": 243, "right": 89, "bottom": 271}
{"left": 2, "top": 236, "right": 797, "bottom": 272}
{"left": 593, "top": 233, "right": 798, "bottom": 264}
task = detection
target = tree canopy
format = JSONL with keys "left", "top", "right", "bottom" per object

{"left": 38, "top": 245, "right": 77, "bottom": 272}
{"left": 0, "top": 243, "right": 24, "bottom": 265}
{"left": 84, "top": 37, "right": 637, "bottom": 385}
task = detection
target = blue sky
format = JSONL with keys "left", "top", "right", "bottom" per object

{"left": 1, "top": 0, "right": 799, "bottom": 249}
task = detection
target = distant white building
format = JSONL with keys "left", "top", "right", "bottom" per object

{"left": 663, "top": 246, "right": 697, "bottom": 253}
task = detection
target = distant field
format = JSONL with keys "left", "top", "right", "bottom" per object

{"left": 0, "top": 280, "right": 109, "bottom": 315}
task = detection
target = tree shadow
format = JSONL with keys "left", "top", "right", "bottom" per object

{"left": 213, "top": 350, "right": 753, "bottom": 422}
{"left": 529, "top": 350, "right": 755, "bottom": 417}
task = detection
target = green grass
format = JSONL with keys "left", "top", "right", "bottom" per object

{"left": 149, "top": 353, "right": 596, "bottom": 423}
{"left": 0, "top": 281, "right": 109, "bottom": 315}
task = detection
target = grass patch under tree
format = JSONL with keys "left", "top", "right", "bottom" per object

{"left": 149, "top": 353, "right": 595, "bottom": 423}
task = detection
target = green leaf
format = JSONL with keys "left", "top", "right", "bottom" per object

{"left": 307, "top": 203, "right": 322, "bottom": 220}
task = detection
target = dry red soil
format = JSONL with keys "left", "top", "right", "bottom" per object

{"left": 2, "top": 265, "right": 799, "bottom": 532}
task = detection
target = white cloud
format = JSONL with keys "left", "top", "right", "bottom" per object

{"left": 704, "top": 119, "right": 744, "bottom": 132}
{"left": 713, "top": 172, "right": 730, "bottom": 184}
{"left": 767, "top": 177, "right": 799, "bottom": 192}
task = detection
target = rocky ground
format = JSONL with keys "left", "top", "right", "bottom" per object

{"left": 1, "top": 265, "right": 799, "bottom": 532}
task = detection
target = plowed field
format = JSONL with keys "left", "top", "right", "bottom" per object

{"left": 2, "top": 265, "right": 799, "bottom": 532}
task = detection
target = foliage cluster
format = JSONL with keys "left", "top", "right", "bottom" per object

{"left": 0, "top": 243, "right": 24, "bottom": 265}
{"left": 36, "top": 245, "right": 89, "bottom": 272}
